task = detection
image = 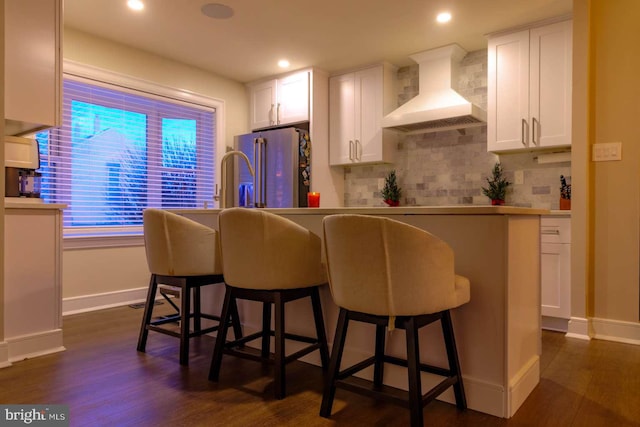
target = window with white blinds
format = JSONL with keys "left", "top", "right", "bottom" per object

{"left": 36, "top": 76, "right": 216, "bottom": 233}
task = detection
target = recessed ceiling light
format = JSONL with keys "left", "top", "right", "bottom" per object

{"left": 278, "top": 59, "right": 290, "bottom": 68}
{"left": 436, "top": 12, "right": 452, "bottom": 23}
{"left": 127, "top": 0, "right": 144, "bottom": 11}
{"left": 201, "top": 3, "right": 235, "bottom": 19}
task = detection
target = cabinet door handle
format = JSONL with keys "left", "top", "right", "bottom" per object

{"left": 541, "top": 229, "right": 560, "bottom": 235}
{"left": 276, "top": 103, "right": 281, "bottom": 125}
{"left": 532, "top": 117, "right": 539, "bottom": 146}
{"left": 270, "top": 104, "right": 275, "bottom": 125}
{"left": 349, "top": 140, "right": 354, "bottom": 161}
{"left": 355, "top": 139, "right": 361, "bottom": 161}
{"left": 521, "top": 119, "right": 528, "bottom": 146}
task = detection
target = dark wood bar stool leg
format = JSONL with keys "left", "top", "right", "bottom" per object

{"left": 374, "top": 323, "right": 386, "bottom": 388}
{"left": 208, "top": 287, "right": 234, "bottom": 381}
{"left": 274, "top": 292, "right": 286, "bottom": 399}
{"left": 320, "top": 308, "right": 350, "bottom": 418}
{"left": 310, "top": 287, "right": 330, "bottom": 369}
{"left": 179, "top": 279, "right": 190, "bottom": 366}
{"left": 405, "top": 316, "right": 424, "bottom": 427}
{"left": 137, "top": 274, "right": 158, "bottom": 352}
{"left": 442, "top": 310, "right": 467, "bottom": 409}
{"left": 193, "top": 286, "right": 202, "bottom": 333}
{"left": 261, "top": 302, "right": 272, "bottom": 360}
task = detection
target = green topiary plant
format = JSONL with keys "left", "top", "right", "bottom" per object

{"left": 482, "top": 162, "right": 510, "bottom": 205}
{"left": 381, "top": 170, "right": 402, "bottom": 206}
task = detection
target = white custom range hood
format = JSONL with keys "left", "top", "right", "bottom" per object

{"left": 382, "top": 44, "right": 486, "bottom": 133}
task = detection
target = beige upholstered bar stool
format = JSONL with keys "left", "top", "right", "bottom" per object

{"left": 137, "top": 209, "right": 242, "bottom": 365}
{"left": 321, "top": 214, "right": 470, "bottom": 427}
{"left": 208, "top": 208, "right": 330, "bottom": 399}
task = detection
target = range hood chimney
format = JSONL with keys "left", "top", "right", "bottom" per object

{"left": 382, "top": 44, "right": 486, "bottom": 133}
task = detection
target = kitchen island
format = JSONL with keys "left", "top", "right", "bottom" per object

{"left": 175, "top": 206, "right": 545, "bottom": 418}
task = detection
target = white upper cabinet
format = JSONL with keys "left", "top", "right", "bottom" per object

{"left": 249, "top": 70, "right": 309, "bottom": 130}
{"left": 487, "top": 19, "right": 572, "bottom": 152}
{"left": 5, "top": 0, "right": 62, "bottom": 136}
{"left": 329, "top": 64, "right": 396, "bottom": 166}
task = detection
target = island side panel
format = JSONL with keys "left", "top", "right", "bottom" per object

{"left": 506, "top": 215, "right": 542, "bottom": 417}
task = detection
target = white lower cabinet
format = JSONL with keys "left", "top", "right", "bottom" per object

{"left": 540, "top": 216, "right": 571, "bottom": 331}
{"left": 3, "top": 204, "right": 65, "bottom": 364}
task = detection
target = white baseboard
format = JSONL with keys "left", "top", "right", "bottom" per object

{"left": 0, "top": 341, "right": 11, "bottom": 369}
{"left": 565, "top": 317, "right": 591, "bottom": 340}
{"left": 508, "top": 355, "right": 540, "bottom": 418}
{"left": 591, "top": 317, "right": 640, "bottom": 345}
{"left": 542, "top": 316, "right": 569, "bottom": 332}
{"left": 6, "top": 329, "right": 65, "bottom": 362}
{"left": 63, "top": 287, "right": 149, "bottom": 316}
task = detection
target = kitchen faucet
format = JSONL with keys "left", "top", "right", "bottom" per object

{"left": 215, "top": 150, "right": 255, "bottom": 209}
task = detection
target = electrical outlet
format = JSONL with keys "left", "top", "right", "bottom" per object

{"left": 514, "top": 170, "right": 524, "bottom": 185}
{"left": 593, "top": 142, "right": 622, "bottom": 161}
{"left": 377, "top": 178, "right": 385, "bottom": 190}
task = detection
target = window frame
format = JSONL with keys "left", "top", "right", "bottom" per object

{"left": 57, "top": 60, "right": 226, "bottom": 249}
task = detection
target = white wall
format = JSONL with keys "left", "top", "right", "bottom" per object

{"left": 61, "top": 28, "right": 250, "bottom": 306}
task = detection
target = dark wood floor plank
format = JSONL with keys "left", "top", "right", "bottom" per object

{"left": 0, "top": 306, "right": 638, "bottom": 426}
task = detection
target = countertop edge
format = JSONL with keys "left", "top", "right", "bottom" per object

{"left": 171, "top": 206, "right": 550, "bottom": 216}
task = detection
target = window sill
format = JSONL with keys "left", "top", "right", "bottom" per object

{"left": 64, "top": 233, "right": 144, "bottom": 250}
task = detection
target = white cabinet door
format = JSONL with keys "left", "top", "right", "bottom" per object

{"left": 5, "top": 0, "right": 62, "bottom": 136}
{"left": 487, "top": 20, "right": 572, "bottom": 153}
{"left": 357, "top": 66, "right": 384, "bottom": 164}
{"left": 541, "top": 242, "right": 571, "bottom": 318}
{"left": 329, "top": 65, "right": 394, "bottom": 166}
{"left": 277, "top": 71, "right": 309, "bottom": 126}
{"left": 329, "top": 73, "right": 356, "bottom": 165}
{"left": 250, "top": 79, "right": 277, "bottom": 130}
{"left": 249, "top": 71, "right": 310, "bottom": 130}
{"left": 488, "top": 29, "right": 530, "bottom": 152}
{"left": 530, "top": 20, "right": 572, "bottom": 148}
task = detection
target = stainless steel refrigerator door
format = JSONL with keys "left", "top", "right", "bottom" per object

{"left": 234, "top": 133, "right": 257, "bottom": 207}
{"left": 259, "top": 127, "right": 299, "bottom": 208}
{"left": 234, "top": 127, "right": 299, "bottom": 208}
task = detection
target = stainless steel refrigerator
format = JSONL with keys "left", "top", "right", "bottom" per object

{"left": 232, "top": 127, "right": 311, "bottom": 208}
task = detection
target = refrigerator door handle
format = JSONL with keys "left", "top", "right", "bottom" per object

{"left": 255, "top": 137, "right": 266, "bottom": 207}
{"left": 253, "top": 138, "right": 260, "bottom": 207}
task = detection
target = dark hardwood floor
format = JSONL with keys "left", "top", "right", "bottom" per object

{"left": 1, "top": 304, "right": 638, "bottom": 426}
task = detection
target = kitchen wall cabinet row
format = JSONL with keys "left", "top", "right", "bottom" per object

{"left": 4, "top": 0, "right": 63, "bottom": 136}
{"left": 329, "top": 63, "right": 397, "bottom": 166}
{"left": 248, "top": 70, "right": 309, "bottom": 130}
{"left": 487, "top": 19, "right": 572, "bottom": 153}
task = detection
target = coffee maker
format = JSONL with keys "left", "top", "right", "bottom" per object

{"left": 5, "top": 136, "right": 42, "bottom": 199}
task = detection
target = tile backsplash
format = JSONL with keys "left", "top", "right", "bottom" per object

{"left": 343, "top": 49, "right": 571, "bottom": 210}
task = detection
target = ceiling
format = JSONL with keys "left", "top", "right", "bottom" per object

{"left": 64, "top": 0, "right": 573, "bottom": 84}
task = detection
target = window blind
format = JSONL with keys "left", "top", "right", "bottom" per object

{"left": 37, "top": 77, "right": 216, "bottom": 231}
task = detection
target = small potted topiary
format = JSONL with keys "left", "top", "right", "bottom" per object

{"left": 482, "top": 162, "right": 510, "bottom": 205}
{"left": 381, "top": 170, "right": 402, "bottom": 207}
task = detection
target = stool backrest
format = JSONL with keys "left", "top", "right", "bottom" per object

{"left": 219, "top": 208, "right": 325, "bottom": 290}
{"left": 323, "top": 214, "right": 458, "bottom": 316}
{"left": 143, "top": 208, "right": 222, "bottom": 276}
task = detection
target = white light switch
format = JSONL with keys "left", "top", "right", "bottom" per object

{"left": 592, "top": 142, "right": 622, "bottom": 162}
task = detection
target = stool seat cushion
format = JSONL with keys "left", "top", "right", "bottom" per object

{"left": 143, "top": 208, "right": 222, "bottom": 276}
{"left": 323, "top": 214, "right": 470, "bottom": 316}
{"left": 219, "top": 208, "right": 325, "bottom": 290}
